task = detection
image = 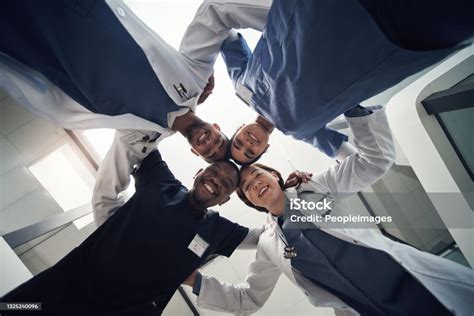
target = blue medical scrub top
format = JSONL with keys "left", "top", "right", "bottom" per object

{"left": 221, "top": 0, "right": 460, "bottom": 157}
{"left": 78, "top": 150, "right": 248, "bottom": 312}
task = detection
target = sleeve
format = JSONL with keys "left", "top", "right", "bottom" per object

{"left": 196, "top": 248, "right": 282, "bottom": 313}
{"left": 192, "top": 271, "right": 203, "bottom": 295}
{"left": 179, "top": 0, "right": 271, "bottom": 67}
{"left": 298, "top": 126, "right": 349, "bottom": 158}
{"left": 214, "top": 216, "right": 250, "bottom": 257}
{"left": 132, "top": 150, "right": 180, "bottom": 190}
{"left": 237, "top": 227, "right": 265, "bottom": 250}
{"left": 91, "top": 129, "right": 161, "bottom": 227}
{"left": 299, "top": 107, "right": 396, "bottom": 195}
{"left": 344, "top": 104, "right": 373, "bottom": 118}
{"left": 220, "top": 33, "right": 253, "bottom": 85}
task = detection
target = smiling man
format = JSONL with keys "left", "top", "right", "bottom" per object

{"left": 0, "top": 0, "right": 232, "bottom": 161}
{"left": 230, "top": 115, "right": 274, "bottom": 165}
{"left": 1, "top": 149, "right": 260, "bottom": 316}
{"left": 181, "top": 0, "right": 474, "bottom": 165}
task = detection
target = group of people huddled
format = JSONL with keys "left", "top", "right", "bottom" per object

{"left": 1, "top": 0, "right": 473, "bottom": 315}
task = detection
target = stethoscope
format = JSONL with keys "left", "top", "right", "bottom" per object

{"left": 276, "top": 229, "right": 298, "bottom": 259}
{"left": 275, "top": 192, "right": 334, "bottom": 259}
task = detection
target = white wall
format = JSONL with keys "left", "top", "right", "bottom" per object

{"left": 0, "top": 237, "right": 32, "bottom": 297}
{"left": 0, "top": 89, "right": 66, "bottom": 235}
{"left": 386, "top": 45, "right": 474, "bottom": 265}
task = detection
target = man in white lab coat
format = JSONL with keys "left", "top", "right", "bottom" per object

{"left": 0, "top": 0, "right": 219, "bottom": 138}
{"left": 0, "top": 1, "right": 231, "bottom": 152}
{"left": 184, "top": 107, "right": 474, "bottom": 315}
{"left": 0, "top": 0, "right": 234, "bottom": 214}
{"left": 179, "top": 0, "right": 474, "bottom": 163}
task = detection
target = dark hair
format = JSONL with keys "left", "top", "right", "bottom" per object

{"left": 203, "top": 133, "right": 231, "bottom": 163}
{"left": 229, "top": 132, "right": 267, "bottom": 166}
{"left": 236, "top": 163, "right": 285, "bottom": 213}
{"left": 215, "top": 159, "right": 241, "bottom": 190}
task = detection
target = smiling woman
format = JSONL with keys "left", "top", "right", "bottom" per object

{"left": 237, "top": 164, "right": 285, "bottom": 214}
{"left": 0, "top": 1, "right": 358, "bottom": 315}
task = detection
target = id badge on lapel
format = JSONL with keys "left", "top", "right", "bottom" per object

{"left": 235, "top": 82, "right": 253, "bottom": 106}
{"left": 187, "top": 234, "right": 209, "bottom": 258}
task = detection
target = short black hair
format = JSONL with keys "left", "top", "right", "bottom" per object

{"left": 203, "top": 133, "right": 231, "bottom": 163}
{"left": 228, "top": 133, "right": 267, "bottom": 166}
{"left": 236, "top": 163, "right": 284, "bottom": 213}
{"left": 214, "top": 159, "right": 241, "bottom": 190}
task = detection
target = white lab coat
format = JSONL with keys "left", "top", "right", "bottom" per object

{"left": 0, "top": 0, "right": 274, "bottom": 225}
{"left": 0, "top": 0, "right": 205, "bottom": 224}
{"left": 92, "top": 0, "right": 291, "bottom": 225}
{"left": 0, "top": 0, "right": 273, "bottom": 131}
{"left": 196, "top": 108, "right": 474, "bottom": 315}
{"left": 0, "top": 0, "right": 216, "bottom": 132}
{"left": 179, "top": 0, "right": 272, "bottom": 69}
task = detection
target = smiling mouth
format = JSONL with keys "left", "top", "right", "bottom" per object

{"left": 258, "top": 185, "right": 269, "bottom": 197}
{"left": 248, "top": 131, "right": 260, "bottom": 144}
{"left": 203, "top": 180, "right": 217, "bottom": 195}
{"left": 197, "top": 131, "right": 211, "bottom": 145}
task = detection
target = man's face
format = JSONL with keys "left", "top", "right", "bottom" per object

{"left": 231, "top": 123, "right": 270, "bottom": 164}
{"left": 187, "top": 121, "right": 229, "bottom": 162}
{"left": 191, "top": 161, "right": 239, "bottom": 208}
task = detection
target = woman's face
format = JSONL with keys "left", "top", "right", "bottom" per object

{"left": 239, "top": 165, "right": 282, "bottom": 209}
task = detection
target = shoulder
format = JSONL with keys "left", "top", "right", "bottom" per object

{"left": 293, "top": 179, "right": 327, "bottom": 194}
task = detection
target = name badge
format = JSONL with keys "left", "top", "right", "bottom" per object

{"left": 235, "top": 82, "right": 253, "bottom": 105}
{"left": 187, "top": 234, "right": 209, "bottom": 258}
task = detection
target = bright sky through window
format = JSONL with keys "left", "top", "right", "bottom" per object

{"left": 28, "top": 144, "right": 95, "bottom": 229}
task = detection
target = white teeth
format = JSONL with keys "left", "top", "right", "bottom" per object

{"left": 259, "top": 186, "right": 268, "bottom": 197}
{"left": 198, "top": 132, "right": 208, "bottom": 143}
{"left": 248, "top": 132, "right": 260, "bottom": 143}
{"left": 204, "top": 182, "right": 215, "bottom": 194}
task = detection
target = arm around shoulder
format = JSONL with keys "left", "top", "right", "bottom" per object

{"left": 306, "top": 107, "right": 395, "bottom": 194}
{"left": 237, "top": 226, "right": 265, "bottom": 250}
{"left": 180, "top": 0, "right": 271, "bottom": 66}
{"left": 197, "top": 248, "right": 282, "bottom": 313}
{"left": 92, "top": 129, "right": 160, "bottom": 226}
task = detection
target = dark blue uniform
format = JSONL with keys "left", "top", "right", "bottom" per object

{"left": 1, "top": 151, "right": 248, "bottom": 315}
{"left": 0, "top": 0, "right": 180, "bottom": 127}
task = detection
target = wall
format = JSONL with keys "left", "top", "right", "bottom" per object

{"left": 0, "top": 237, "right": 32, "bottom": 297}
{"left": 0, "top": 89, "right": 66, "bottom": 235}
{"left": 386, "top": 45, "right": 474, "bottom": 265}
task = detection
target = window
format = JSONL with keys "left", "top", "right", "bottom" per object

{"left": 28, "top": 143, "right": 95, "bottom": 229}
{"left": 422, "top": 74, "right": 474, "bottom": 179}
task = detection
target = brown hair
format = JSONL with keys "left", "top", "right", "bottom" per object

{"left": 236, "top": 163, "right": 285, "bottom": 213}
